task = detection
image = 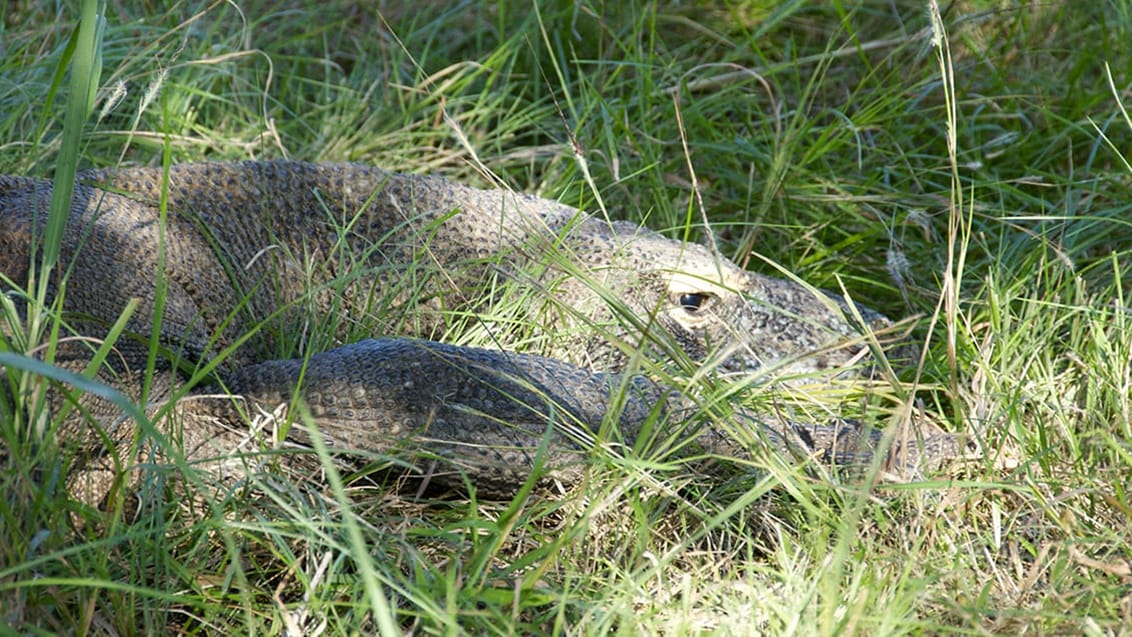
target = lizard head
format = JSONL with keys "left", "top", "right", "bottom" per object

{"left": 645, "top": 256, "right": 895, "bottom": 379}
{"left": 546, "top": 219, "right": 901, "bottom": 381}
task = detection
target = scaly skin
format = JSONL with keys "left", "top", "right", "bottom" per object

{"left": 0, "top": 162, "right": 961, "bottom": 498}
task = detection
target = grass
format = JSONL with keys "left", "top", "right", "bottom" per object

{"left": 2, "top": 0, "right": 1131, "bottom": 633}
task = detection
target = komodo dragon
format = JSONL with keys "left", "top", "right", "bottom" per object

{"left": 0, "top": 161, "right": 962, "bottom": 498}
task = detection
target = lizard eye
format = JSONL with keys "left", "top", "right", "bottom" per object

{"left": 678, "top": 292, "right": 710, "bottom": 313}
